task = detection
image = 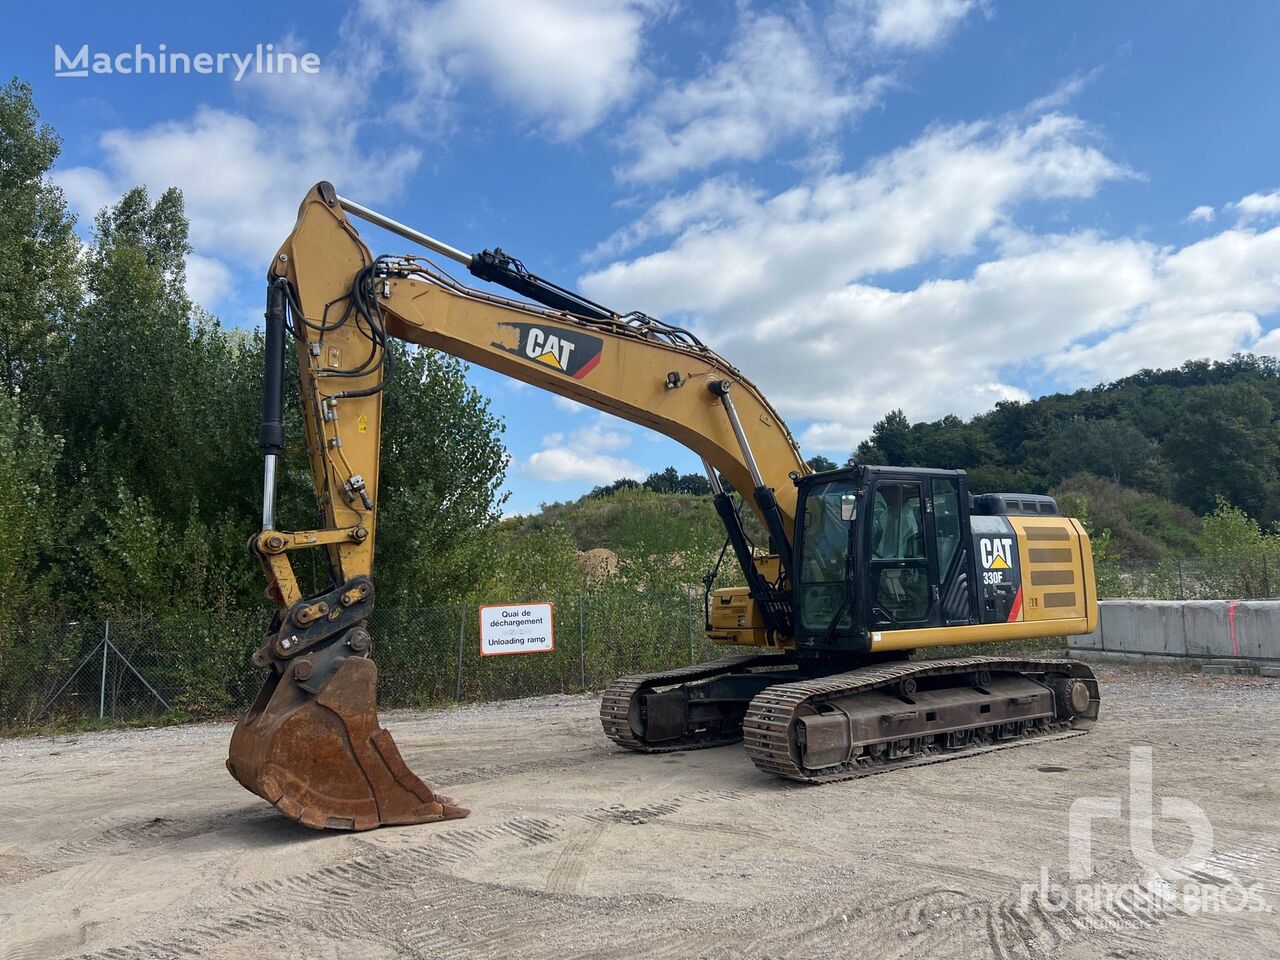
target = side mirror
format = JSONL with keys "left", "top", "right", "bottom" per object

{"left": 840, "top": 494, "right": 858, "bottom": 522}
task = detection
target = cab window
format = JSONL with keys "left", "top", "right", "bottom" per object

{"left": 870, "top": 481, "right": 929, "bottom": 624}
{"left": 871, "top": 483, "right": 925, "bottom": 560}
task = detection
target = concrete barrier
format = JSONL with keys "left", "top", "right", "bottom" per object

{"left": 1069, "top": 600, "right": 1280, "bottom": 661}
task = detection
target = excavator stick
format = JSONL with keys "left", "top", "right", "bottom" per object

{"left": 226, "top": 263, "right": 466, "bottom": 830}
{"left": 226, "top": 582, "right": 468, "bottom": 830}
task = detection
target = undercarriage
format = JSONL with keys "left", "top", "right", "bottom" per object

{"left": 601, "top": 654, "right": 1099, "bottom": 783}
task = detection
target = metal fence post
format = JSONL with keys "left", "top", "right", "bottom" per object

{"left": 1264, "top": 554, "right": 1271, "bottom": 599}
{"left": 1178, "top": 558, "right": 1185, "bottom": 600}
{"left": 455, "top": 602, "right": 466, "bottom": 701}
{"left": 99, "top": 620, "right": 110, "bottom": 720}
{"left": 578, "top": 596, "right": 586, "bottom": 691}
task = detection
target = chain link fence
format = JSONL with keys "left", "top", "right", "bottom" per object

{"left": 1102, "top": 555, "right": 1279, "bottom": 601}
{"left": 4, "top": 557, "right": 1277, "bottom": 732}
{"left": 0, "top": 589, "right": 729, "bottom": 731}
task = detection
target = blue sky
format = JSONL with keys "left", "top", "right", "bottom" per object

{"left": 7, "top": 0, "right": 1280, "bottom": 514}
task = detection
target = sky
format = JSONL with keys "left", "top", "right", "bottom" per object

{"left": 7, "top": 0, "right": 1280, "bottom": 515}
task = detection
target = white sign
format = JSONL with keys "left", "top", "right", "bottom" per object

{"left": 479, "top": 603, "right": 555, "bottom": 656}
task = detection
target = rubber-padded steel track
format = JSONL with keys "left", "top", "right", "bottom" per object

{"left": 600, "top": 654, "right": 784, "bottom": 752}
{"left": 743, "top": 656, "right": 1098, "bottom": 783}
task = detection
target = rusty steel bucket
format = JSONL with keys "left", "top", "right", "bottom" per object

{"left": 227, "top": 616, "right": 467, "bottom": 830}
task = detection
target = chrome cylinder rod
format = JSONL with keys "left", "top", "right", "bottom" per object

{"left": 702, "top": 458, "right": 725, "bottom": 496}
{"left": 261, "top": 453, "right": 278, "bottom": 532}
{"left": 336, "top": 194, "right": 473, "bottom": 267}
{"left": 717, "top": 388, "right": 765, "bottom": 489}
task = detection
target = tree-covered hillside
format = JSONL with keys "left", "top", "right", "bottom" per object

{"left": 856, "top": 355, "right": 1280, "bottom": 526}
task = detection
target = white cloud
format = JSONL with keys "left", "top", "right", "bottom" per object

{"left": 1253, "top": 326, "right": 1280, "bottom": 355}
{"left": 552, "top": 395, "right": 588, "bottom": 413}
{"left": 799, "top": 422, "right": 863, "bottom": 453}
{"left": 552, "top": 419, "right": 632, "bottom": 452}
{"left": 618, "top": 10, "right": 889, "bottom": 182}
{"left": 359, "top": 0, "right": 660, "bottom": 138}
{"left": 186, "top": 254, "right": 235, "bottom": 307}
{"left": 1024, "top": 67, "right": 1105, "bottom": 115}
{"left": 741, "top": 233, "right": 1156, "bottom": 441}
{"left": 1047, "top": 225, "right": 1280, "bottom": 380}
{"left": 586, "top": 176, "right": 765, "bottom": 260}
{"left": 57, "top": 107, "right": 418, "bottom": 274}
{"left": 1227, "top": 188, "right": 1280, "bottom": 225}
{"left": 829, "top": 0, "right": 982, "bottom": 52}
{"left": 1186, "top": 204, "right": 1215, "bottom": 223}
{"left": 580, "top": 106, "right": 1280, "bottom": 453}
{"left": 523, "top": 415, "right": 644, "bottom": 482}
{"left": 524, "top": 448, "right": 646, "bottom": 483}
{"left": 586, "top": 112, "right": 1131, "bottom": 319}
{"left": 54, "top": 88, "right": 419, "bottom": 313}
{"left": 1048, "top": 311, "right": 1260, "bottom": 382}
{"left": 53, "top": 166, "right": 115, "bottom": 223}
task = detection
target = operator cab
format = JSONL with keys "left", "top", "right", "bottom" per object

{"left": 792, "top": 464, "right": 979, "bottom": 654}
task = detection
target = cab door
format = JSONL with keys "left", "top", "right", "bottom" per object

{"left": 865, "top": 479, "right": 933, "bottom": 629}
{"left": 863, "top": 474, "right": 975, "bottom": 632}
{"left": 929, "top": 476, "right": 975, "bottom": 625}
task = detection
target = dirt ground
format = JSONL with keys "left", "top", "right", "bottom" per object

{"left": 1, "top": 663, "right": 1278, "bottom": 960}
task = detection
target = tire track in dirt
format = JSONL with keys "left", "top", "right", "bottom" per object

{"left": 581, "top": 787, "right": 749, "bottom": 825}
{"left": 54, "top": 788, "right": 758, "bottom": 960}
{"left": 68, "top": 906, "right": 292, "bottom": 960}
{"left": 53, "top": 838, "right": 1280, "bottom": 960}
{"left": 0, "top": 853, "right": 53, "bottom": 888}
{"left": 430, "top": 747, "right": 602, "bottom": 786}
{"left": 53, "top": 810, "right": 254, "bottom": 861}
{"left": 544, "top": 823, "right": 605, "bottom": 895}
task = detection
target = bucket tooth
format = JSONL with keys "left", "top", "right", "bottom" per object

{"left": 228, "top": 654, "right": 467, "bottom": 830}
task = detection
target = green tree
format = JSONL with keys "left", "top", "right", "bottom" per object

{"left": 644, "top": 465, "right": 681, "bottom": 493}
{"left": 1196, "top": 498, "right": 1280, "bottom": 598}
{"left": 375, "top": 344, "right": 508, "bottom": 605}
{"left": 1163, "top": 383, "right": 1279, "bottom": 517}
{"left": 806, "top": 455, "right": 837, "bottom": 472}
{"left": 914, "top": 415, "right": 998, "bottom": 470}
{"left": 857, "top": 408, "right": 911, "bottom": 464}
{"left": 39, "top": 187, "right": 263, "bottom": 616}
{"left": 1040, "top": 417, "right": 1160, "bottom": 488}
{"left": 0, "top": 78, "right": 82, "bottom": 403}
{"left": 0, "top": 393, "right": 59, "bottom": 620}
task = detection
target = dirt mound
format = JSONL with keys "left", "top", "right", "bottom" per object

{"left": 578, "top": 547, "right": 619, "bottom": 583}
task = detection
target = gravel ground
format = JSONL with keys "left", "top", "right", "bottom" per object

{"left": 1, "top": 662, "right": 1277, "bottom": 960}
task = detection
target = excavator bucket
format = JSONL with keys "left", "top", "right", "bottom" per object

{"left": 228, "top": 652, "right": 468, "bottom": 830}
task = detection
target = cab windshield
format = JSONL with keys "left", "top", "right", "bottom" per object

{"left": 797, "top": 479, "right": 856, "bottom": 632}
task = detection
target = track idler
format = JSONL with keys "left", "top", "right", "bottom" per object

{"left": 227, "top": 578, "right": 467, "bottom": 830}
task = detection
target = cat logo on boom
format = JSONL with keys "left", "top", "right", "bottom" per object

{"left": 493, "top": 322, "right": 604, "bottom": 380}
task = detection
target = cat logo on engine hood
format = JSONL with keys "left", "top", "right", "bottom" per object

{"left": 493, "top": 322, "right": 603, "bottom": 380}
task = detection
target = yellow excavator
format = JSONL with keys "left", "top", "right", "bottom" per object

{"left": 226, "top": 183, "right": 1101, "bottom": 830}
